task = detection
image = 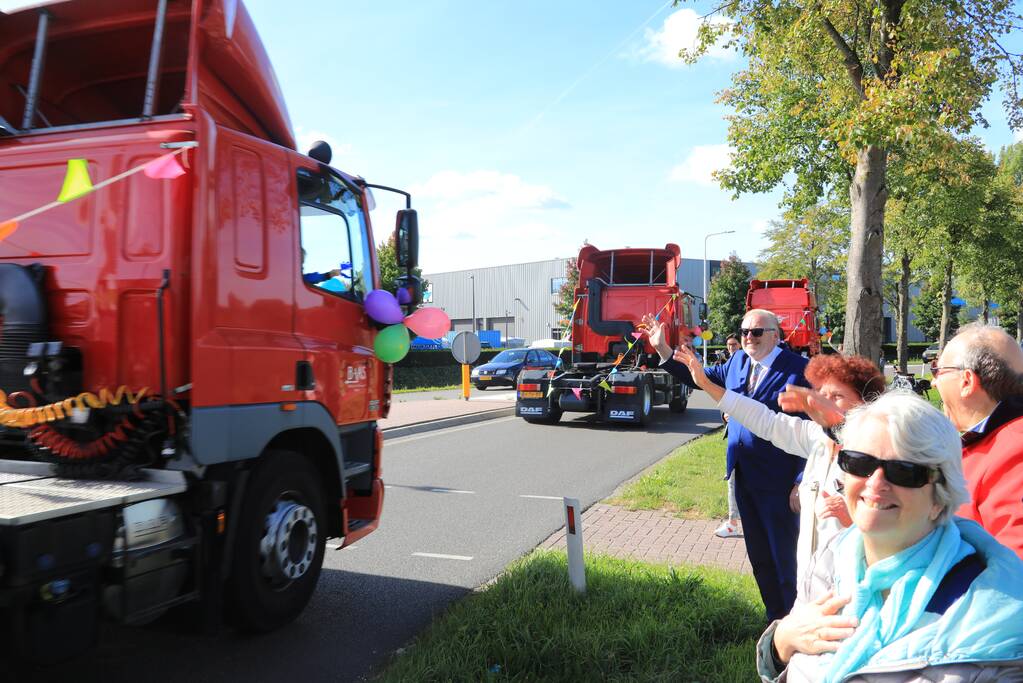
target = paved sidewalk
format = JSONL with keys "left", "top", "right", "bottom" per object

{"left": 540, "top": 503, "right": 752, "bottom": 574}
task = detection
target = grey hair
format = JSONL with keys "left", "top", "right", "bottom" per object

{"left": 954, "top": 322, "right": 1023, "bottom": 402}
{"left": 836, "top": 389, "right": 969, "bottom": 524}
{"left": 744, "top": 308, "right": 781, "bottom": 333}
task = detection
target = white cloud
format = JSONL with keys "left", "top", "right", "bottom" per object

{"left": 669, "top": 144, "right": 732, "bottom": 186}
{"left": 294, "top": 125, "right": 353, "bottom": 161}
{"left": 636, "top": 8, "right": 734, "bottom": 68}
{"left": 411, "top": 170, "right": 577, "bottom": 272}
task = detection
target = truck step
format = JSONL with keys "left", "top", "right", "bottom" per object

{"left": 342, "top": 462, "right": 371, "bottom": 480}
{"left": 0, "top": 459, "right": 187, "bottom": 526}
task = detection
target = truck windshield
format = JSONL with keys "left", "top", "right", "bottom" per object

{"left": 298, "top": 170, "right": 373, "bottom": 300}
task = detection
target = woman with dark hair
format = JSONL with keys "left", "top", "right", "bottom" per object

{"left": 675, "top": 347, "right": 884, "bottom": 586}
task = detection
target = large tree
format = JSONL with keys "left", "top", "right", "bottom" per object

{"left": 682, "top": 0, "right": 1023, "bottom": 364}
{"left": 756, "top": 200, "right": 849, "bottom": 321}
{"left": 707, "top": 254, "right": 753, "bottom": 342}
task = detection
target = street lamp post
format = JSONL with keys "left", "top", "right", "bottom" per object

{"left": 703, "top": 230, "right": 736, "bottom": 363}
{"left": 470, "top": 274, "right": 476, "bottom": 333}
{"left": 504, "top": 309, "right": 510, "bottom": 343}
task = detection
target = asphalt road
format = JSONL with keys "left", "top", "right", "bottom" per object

{"left": 28, "top": 393, "right": 721, "bottom": 683}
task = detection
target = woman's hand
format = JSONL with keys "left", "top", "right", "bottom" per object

{"left": 789, "top": 484, "right": 801, "bottom": 513}
{"left": 778, "top": 385, "right": 845, "bottom": 428}
{"left": 772, "top": 592, "right": 858, "bottom": 664}
{"left": 816, "top": 490, "right": 853, "bottom": 527}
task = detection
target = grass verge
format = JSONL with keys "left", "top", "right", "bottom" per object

{"left": 393, "top": 385, "right": 460, "bottom": 393}
{"left": 607, "top": 430, "right": 728, "bottom": 520}
{"left": 378, "top": 551, "right": 762, "bottom": 682}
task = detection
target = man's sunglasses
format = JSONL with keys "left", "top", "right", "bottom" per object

{"left": 837, "top": 450, "right": 944, "bottom": 488}
{"left": 739, "top": 327, "right": 773, "bottom": 338}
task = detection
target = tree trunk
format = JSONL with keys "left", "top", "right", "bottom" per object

{"left": 982, "top": 299, "right": 990, "bottom": 324}
{"left": 844, "top": 145, "right": 887, "bottom": 367}
{"left": 938, "top": 262, "right": 953, "bottom": 349}
{"left": 897, "top": 250, "right": 910, "bottom": 373}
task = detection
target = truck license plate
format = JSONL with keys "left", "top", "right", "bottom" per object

{"left": 519, "top": 391, "right": 543, "bottom": 399}
{"left": 479, "top": 375, "right": 492, "bottom": 380}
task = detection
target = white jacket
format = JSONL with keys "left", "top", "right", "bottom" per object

{"left": 718, "top": 389, "right": 846, "bottom": 587}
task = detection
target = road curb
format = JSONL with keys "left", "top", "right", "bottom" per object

{"left": 382, "top": 406, "right": 516, "bottom": 439}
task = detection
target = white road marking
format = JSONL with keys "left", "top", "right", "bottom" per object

{"left": 429, "top": 487, "right": 475, "bottom": 494}
{"left": 519, "top": 494, "right": 564, "bottom": 500}
{"left": 386, "top": 416, "right": 518, "bottom": 445}
{"left": 412, "top": 552, "right": 473, "bottom": 561}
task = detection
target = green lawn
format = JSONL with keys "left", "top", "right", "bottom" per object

{"left": 378, "top": 551, "right": 762, "bottom": 682}
{"left": 607, "top": 430, "right": 729, "bottom": 520}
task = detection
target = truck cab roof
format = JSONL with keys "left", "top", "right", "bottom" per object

{"left": 0, "top": 0, "right": 294, "bottom": 148}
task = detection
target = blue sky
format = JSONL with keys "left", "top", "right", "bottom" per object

{"left": 246, "top": 1, "right": 1020, "bottom": 275}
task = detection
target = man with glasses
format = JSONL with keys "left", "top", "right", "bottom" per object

{"left": 931, "top": 322, "right": 1023, "bottom": 557}
{"left": 644, "top": 308, "right": 810, "bottom": 621}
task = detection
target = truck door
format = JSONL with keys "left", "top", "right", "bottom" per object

{"left": 291, "top": 165, "right": 378, "bottom": 424}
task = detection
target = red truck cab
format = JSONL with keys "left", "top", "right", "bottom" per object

{"left": 745, "top": 278, "right": 820, "bottom": 356}
{"left": 0, "top": 0, "right": 416, "bottom": 657}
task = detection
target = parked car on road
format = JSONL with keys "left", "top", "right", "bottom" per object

{"left": 922, "top": 343, "right": 940, "bottom": 363}
{"left": 471, "top": 349, "right": 559, "bottom": 389}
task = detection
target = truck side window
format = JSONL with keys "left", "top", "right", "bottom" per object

{"left": 297, "top": 169, "right": 373, "bottom": 300}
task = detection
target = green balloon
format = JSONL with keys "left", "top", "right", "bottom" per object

{"left": 374, "top": 324, "right": 410, "bottom": 363}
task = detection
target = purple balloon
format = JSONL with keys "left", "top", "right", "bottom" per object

{"left": 397, "top": 287, "right": 412, "bottom": 305}
{"left": 364, "top": 289, "right": 404, "bottom": 324}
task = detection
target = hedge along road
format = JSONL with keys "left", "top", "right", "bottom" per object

{"left": 32, "top": 393, "right": 722, "bottom": 683}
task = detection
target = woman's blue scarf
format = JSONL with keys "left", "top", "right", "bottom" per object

{"left": 822, "top": 521, "right": 973, "bottom": 683}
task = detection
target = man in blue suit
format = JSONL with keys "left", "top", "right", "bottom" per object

{"left": 644, "top": 308, "right": 809, "bottom": 621}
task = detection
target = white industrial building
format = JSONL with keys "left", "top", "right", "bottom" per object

{"left": 425, "top": 255, "right": 929, "bottom": 346}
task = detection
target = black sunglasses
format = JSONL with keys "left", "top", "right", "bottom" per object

{"left": 837, "top": 450, "right": 943, "bottom": 488}
{"left": 739, "top": 327, "right": 772, "bottom": 338}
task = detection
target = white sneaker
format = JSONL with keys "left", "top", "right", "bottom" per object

{"left": 714, "top": 522, "right": 741, "bottom": 538}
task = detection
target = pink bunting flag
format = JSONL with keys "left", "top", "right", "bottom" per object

{"left": 143, "top": 153, "right": 186, "bottom": 180}
{"left": 631, "top": 332, "right": 643, "bottom": 339}
{"left": 571, "top": 388, "right": 582, "bottom": 400}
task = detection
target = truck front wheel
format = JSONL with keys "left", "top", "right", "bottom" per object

{"left": 227, "top": 450, "right": 326, "bottom": 632}
{"left": 637, "top": 378, "right": 653, "bottom": 426}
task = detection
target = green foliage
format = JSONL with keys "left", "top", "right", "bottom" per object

{"left": 911, "top": 281, "right": 960, "bottom": 342}
{"left": 379, "top": 550, "right": 762, "bottom": 682}
{"left": 756, "top": 200, "right": 848, "bottom": 322}
{"left": 393, "top": 349, "right": 504, "bottom": 390}
{"left": 376, "top": 235, "right": 426, "bottom": 291}
{"left": 608, "top": 430, "right": 728, "bottom": 520}
{"left": 707, "top": 255, "right": 752, "bottom": 343}
{"left": 555, "top": 250, "right": 582, "bottom": 320}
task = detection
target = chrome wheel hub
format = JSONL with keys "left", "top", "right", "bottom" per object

{"left": 260, "top": 499, "right": 317, "bottom": 586}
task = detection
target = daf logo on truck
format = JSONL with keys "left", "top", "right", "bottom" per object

{"left": 519, "top": 406, "right": 545, "bottom": 415}
{"left": 0, "top": 0, "right": 423, "bottom": 662}
{"left": 609, "top": 410, "right": 635, "bottom": 419}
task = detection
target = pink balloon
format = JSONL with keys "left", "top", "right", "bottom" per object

{"left": 365, "top": 289, "right": 404, "bottom": 324}
{"left": 692, "top": 326, "right": 702, "bottom": 336}
{"left": 404, "top": 307, "right": 451, "bottom": 339}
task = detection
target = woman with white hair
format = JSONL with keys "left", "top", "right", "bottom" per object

{"left": 758, "top": 391, "right": 1023, "bottom": 682}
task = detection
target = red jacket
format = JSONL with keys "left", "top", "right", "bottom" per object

{"left": 957, "top": 399, "right": 1023, "bottom": 559}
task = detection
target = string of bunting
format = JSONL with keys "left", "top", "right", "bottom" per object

{"left": 595, "top": 292, "right": 679, "bottom": 394}
{"left": 0, "top": 145, "right": 191, "bottom": 243}
{"left": 548, "top": 299, "right": 581, "bottom": 397}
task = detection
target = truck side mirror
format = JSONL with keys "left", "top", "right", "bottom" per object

{"left": 396, "top": 274, "right": 423, "bottom": 307}
{"left": 396, "top": 209, "right": 419, "bottom": 270}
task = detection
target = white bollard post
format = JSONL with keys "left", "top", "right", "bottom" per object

{"left": 563, "top": 497, "right": 585, "bottom": 593}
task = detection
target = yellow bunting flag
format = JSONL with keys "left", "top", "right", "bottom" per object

{"left": 599, "top": 380, "right": 612, "bottom": 392}
{"left": 0, "top": 221, "right": 18, "bottom": 242}
{"left": 57, "top": 159, "right": 93, "bottom": 203}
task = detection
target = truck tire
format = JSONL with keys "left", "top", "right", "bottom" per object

{"left": 227, "top": 450, "right": 326, "bottom": 633}
{"left": 669, "top": 387, "right": 688, "bottom": 413}
{"left": 637, "top": 378, "right": 654, "bottom": 426}
{"left": 523, "top": 398, "right": 563, "bottom": 424}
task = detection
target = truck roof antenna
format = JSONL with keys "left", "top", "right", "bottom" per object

{"left": 142, "top": 0, "right": 169, "bottom": 119}
{"left": 20, "top": 8, "right": 51, "bottom": 131}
